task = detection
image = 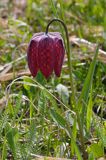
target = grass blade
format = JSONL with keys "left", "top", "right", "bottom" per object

{"left": 86, "top": 87, "right": 93, "bottom": 132}
{"left": 78, "top": 46, "right": 99, "bottom": 105}
{"left": 78, "top": 46, "right": 99, "bottom": 124}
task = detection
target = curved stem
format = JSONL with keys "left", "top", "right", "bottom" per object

{"left": 46, "top": 19, "right": 75, "bottom": 105}
{"left": 45, "top": 18, "right": 87, "bottom": 160}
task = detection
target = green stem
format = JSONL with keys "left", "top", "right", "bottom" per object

{"left": 45, "top": 18, "right": 87, "bottom": 159}
{"left": 46, "top": 19, "right": 75, "bottom": 104}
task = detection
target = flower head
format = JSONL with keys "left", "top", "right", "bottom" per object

{"left": 27, "top": 32, "right": 65, "bottom": 79}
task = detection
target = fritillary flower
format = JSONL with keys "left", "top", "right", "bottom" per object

{"left": 27, "top": 32, "right": 65, "bottom": 79}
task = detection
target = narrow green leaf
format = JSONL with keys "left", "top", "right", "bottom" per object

{"left": 78, "top": 46, "right": 99, "bottom": 124}
{"left": 71, "top": 138, "right": 83, "bottom": 160}
{"left": 6, "top": 123, "right": 18, "bottom": 159}
{"left": 78, "top": 46, "right": 99, "bottom": 106}
{"left": 2, "top": 138, "right": 7, "bottom": 160}
{"left": 71, "top": 117, "right": 77, "bottom": 155}
{"left": 50, "top": 109, "right": 67, "bottom": 129}
{"left": 86, "top": 87, "right": 93, "bottom": 132}
{"left": 50, "top": 108, "right": 71, "bottom": 137}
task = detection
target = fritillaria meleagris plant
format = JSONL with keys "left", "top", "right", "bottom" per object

{"left": 27, "top": 19, "right": 87, "bottom": 160}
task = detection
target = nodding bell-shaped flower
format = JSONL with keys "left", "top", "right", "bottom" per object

{"left": 27, "top": 32, "right": 65, "bottom": 79}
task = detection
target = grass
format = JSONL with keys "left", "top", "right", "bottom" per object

{"left": 0, "top": 0, "right": 106, "bottom": 159}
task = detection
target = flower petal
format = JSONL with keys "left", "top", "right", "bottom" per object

{"left": 54, "top": 39, "right": 65, "bottom": 76}
{"left": 27, "top": 40, "right": 39, "bottom": 77}
{"left": 38, "top": 35, "right": 54, "bottom": 79}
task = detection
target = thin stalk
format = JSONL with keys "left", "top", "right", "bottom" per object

{"left": 45, "top": 18, "right": 87, "bottom": 159}
{"left": 46, "top": 19, "right": 76, "bottom": 104}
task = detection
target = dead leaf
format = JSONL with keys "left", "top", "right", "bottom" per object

{"left": 0, "top": 70, "right": 30, "bottom": 82}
